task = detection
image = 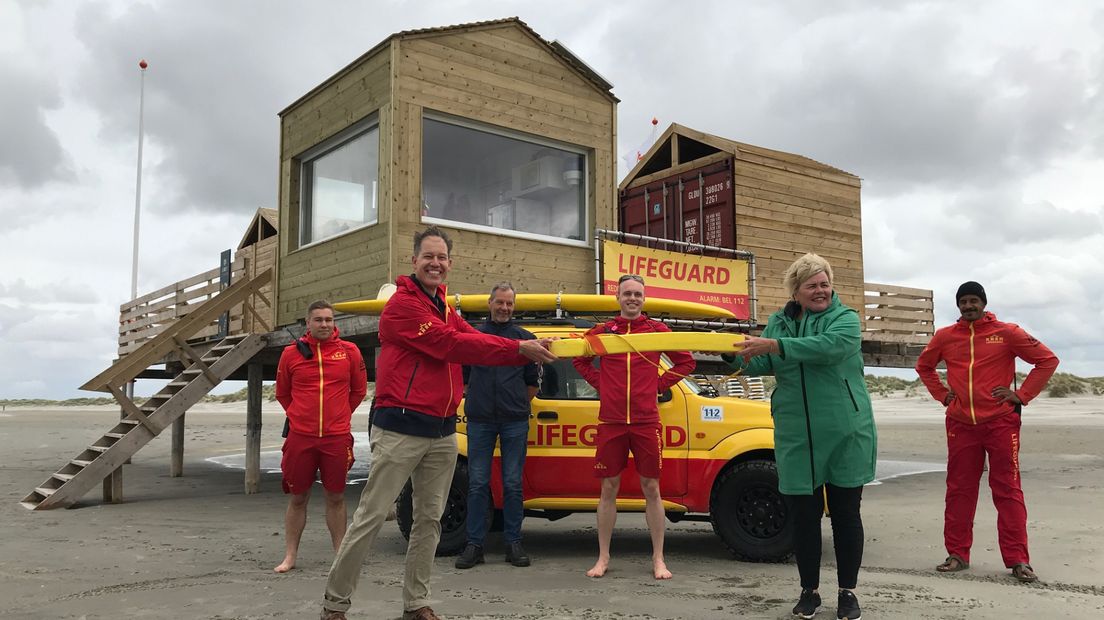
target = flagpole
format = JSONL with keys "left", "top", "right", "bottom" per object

{"left": 131, "top": 59, "right": 147, "bottom": 301}
{"left": 120, "top": 59, "right": 149, "bottom": 468}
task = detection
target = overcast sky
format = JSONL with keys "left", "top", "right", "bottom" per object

{"left": 2, "top": 0, "right": 1102, "bottom": 399}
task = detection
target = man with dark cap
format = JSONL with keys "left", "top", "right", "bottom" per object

{"left": 916, "top": 281, "right": 1058, "bottom": 583}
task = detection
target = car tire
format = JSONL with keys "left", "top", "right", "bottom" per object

{"left": 396, "top": 459, "right": 492, "bottom": 556}
{"left": 709, "top": 459, "right": 794, "bottom": 562}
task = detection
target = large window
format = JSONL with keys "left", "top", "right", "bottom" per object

{"left": 422, "top": 117, "right": 587, "bottom": 244}
{"left": 300, "top": 122, "right": 379, "bottom": 246}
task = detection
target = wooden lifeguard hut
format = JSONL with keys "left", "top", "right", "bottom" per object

{"left": 273, "top": 17, "right": 618, "bottom": 324}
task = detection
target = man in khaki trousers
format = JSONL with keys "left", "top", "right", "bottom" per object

{"left": 321, "top": 226, "right": 555, "bottom": 620}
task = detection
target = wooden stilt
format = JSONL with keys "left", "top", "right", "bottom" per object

{"left": 245, "top": 363, "right": 263, "bottom": 494}
{"left": 170, "top": 414, "right": 185, "bottom": 477}
{"left": 103, "top": 468, "right": 123, "bottom": 503}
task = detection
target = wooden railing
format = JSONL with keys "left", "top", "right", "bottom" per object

{"left": 862, "top": 282, "right": 934, "bottom": 345}
{"left": 117, "top": 257, "right": 272, "bottom": 356}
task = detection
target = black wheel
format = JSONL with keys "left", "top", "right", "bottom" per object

{"left": 396, "top": 459, "right": 492, "bottom": 556}
{"left": 709, "top": 459, "right": 794, "bottom": 562}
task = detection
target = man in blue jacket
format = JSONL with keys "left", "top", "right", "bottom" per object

{"left": 455, "top": 282, "right": 540, "bottom": 569}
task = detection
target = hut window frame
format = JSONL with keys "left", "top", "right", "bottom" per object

{"left": 298, "top": 116, "right": 381, "bottom": 248}
{"left": 421, "top": 114, "right": 589, "bottom": 248}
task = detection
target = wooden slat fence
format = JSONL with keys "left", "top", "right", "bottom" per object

{"left": 117, "top": 257, "right": 272, "bottom": 356}
{"left": 862, "top": 282, "right": 934, "bottom": 345}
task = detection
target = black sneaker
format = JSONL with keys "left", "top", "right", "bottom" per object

{"left": 836, "top": 589, "right": 861, "bottom": 620}
{"left": 505, "top": 541, "right": 531, "bottom": 567}
{"left": 792, "top": 588, "right": 821, "bottom": 618}
{"left": 454, "top": 543, "right": 484, "bottom": 569}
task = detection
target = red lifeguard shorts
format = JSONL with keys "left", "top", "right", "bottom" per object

{"left": 593, "top": 422, "right": 663, "bottom": 478}
{"left": 281, "top": 431, "right": 354, "bottom": 495}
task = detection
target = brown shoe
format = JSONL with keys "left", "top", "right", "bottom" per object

{"left": 320, "top": 609, "right": 347, "bottom": 620}
{"left": 402, "top": 606, "right": 443, "bottom": 620}
{"left": 1012, "top": 563, "right": 1038, "bottom": 583}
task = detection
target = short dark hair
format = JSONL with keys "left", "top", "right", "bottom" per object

{"left": 414, "top": 225, "right": 453, "bottom": 256}
{"left": 306, "top": 299, "right": 334, "bottom": 318}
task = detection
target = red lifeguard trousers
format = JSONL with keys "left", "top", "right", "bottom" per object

{"left": 944, "top": 413, "right": 1029, "bottom": 567}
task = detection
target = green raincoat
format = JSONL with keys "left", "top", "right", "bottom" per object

{"left": 726, "top": 293, "right": 877, "bottom": 495}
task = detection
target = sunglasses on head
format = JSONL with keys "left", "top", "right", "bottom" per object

{"left": 618, "top": 274, "right": 644, "bottom": 284}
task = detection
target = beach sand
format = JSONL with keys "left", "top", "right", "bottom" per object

{"left": 1, "top": 394, "right": 1102, "bottom": 619}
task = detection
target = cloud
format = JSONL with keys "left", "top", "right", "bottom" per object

{"left": 0, "top": 279, "right": 101, "bottom": 305}
{"left": 0, "top": 57, "right": 73, "bottom": 188}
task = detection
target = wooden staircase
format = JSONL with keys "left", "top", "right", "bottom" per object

{"left": 21, "top": 269, "right": 272, "bottom": 510}
{"left": 21, "top": 334, "right": 265, "bottom": 510}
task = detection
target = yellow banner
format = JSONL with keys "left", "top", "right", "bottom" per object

{"left": 602, "top": 240, "right": 749, "bottom": 319}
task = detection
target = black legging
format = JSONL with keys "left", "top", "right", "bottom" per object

{"left": 789, "top": 484, "right": 864, "bottom": 590}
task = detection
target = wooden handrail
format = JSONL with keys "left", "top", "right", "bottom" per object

{"left": 862, "top": 281, "right": 935, "bottom": 345}
{"left": 84, "top": 269, "right": 272, "bottom": 393}
{"left": 119, "top": 257, "right": 245, "bottom": 311}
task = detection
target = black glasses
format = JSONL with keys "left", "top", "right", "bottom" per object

{"left": 618, "top": 274, "right": 645, "bottom": 284}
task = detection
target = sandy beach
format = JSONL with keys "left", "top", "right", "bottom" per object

{"left": 1, "top": 394, "right": 1102, "bottom": 619}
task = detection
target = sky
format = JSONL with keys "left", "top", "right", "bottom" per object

{"left": 2, "top": 0, "right": 1102, "bottom": 399}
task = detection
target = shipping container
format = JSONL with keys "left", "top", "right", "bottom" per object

{"left": 619, "top": 159, "right": 736, "bottom": 255}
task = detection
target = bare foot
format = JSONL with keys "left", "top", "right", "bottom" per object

{"left": 653, "top": 559, "right": 672, "bottom": 580}
{"left": 273, "top": 557, "right": 296, "bottom": 573}
{"left": 586, "top": 558, "right": 609, "bottom": 578}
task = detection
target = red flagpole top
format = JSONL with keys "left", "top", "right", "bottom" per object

{"left": 139, "top": 59, "right": 148, "bottom": 70}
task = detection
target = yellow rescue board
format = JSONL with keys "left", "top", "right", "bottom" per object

{"left": 334, "top": 293, "right": 735, "bottom": 320}
{"left": 548, "top": 332, "right": 745, "bottom": 357}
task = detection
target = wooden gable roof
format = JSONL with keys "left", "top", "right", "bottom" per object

{"left": 280, "top": 17, "right": 617, "bottom": 116}
{"left": 620, "top": 123, "right": 859, "bottom": 191}
{"left": 237, "top": 208, "right": 278, "bottom": 250}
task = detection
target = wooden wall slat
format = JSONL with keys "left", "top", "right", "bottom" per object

{"left": 401, "top": 53, "right": 611, "bottom": 132}
{"left": 410, "top": 36, "right": 602, "bottom": 104}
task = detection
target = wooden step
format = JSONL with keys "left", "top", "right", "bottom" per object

{"left": 87, "top": 446, "right": 109, "bottom": 453}
{"left": 34, "top": 487, "right": 57, "bottom": 497}
{"left": 70, "top": 459, "right": 92, "bottom": 467}
{"left": 105, "top": 432, "right": 126, "bottom": 439}
{"left": 51, "top": 473, "right": 75, "bottom": 482}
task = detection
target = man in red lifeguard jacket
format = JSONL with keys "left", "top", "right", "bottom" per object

{"left": 274, "top": 299, "right": 367, "bottom": 574}
{"left": 573, "top": 274, "right": 695, "bottom": 580}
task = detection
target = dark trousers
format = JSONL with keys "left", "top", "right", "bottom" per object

{"left": 789, "top": 484, "right": 865, "bottom": 590}
{"left": 466, "top": 420, "right": 529, "bottom": 545}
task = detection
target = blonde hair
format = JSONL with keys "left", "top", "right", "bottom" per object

{"left": 783, "top": 253, "right": 833, "bottom": 297}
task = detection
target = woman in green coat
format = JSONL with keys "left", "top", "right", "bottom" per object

{"left": 723, "top": 253, "right": 875, "bottom": 620}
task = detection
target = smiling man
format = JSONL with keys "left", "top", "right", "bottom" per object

{"left": 916, "top": 281, "right": 1059, "bottom": 584}
{"left": 572, "top": 274, "right": 695, "bottom": 580}
{"left": 455, "top": 282, "right": 541, "bottom": 571}
{"left": 321, "top": 226, "right": 557, "bottom": 620}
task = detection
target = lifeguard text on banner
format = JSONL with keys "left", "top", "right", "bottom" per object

{"left": 602, "top": 240, "right": 749, "bottom": 319}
